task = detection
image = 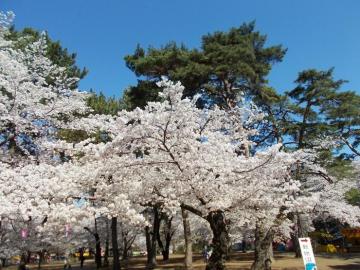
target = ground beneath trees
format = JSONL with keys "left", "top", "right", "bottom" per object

{"left": 4, "top": 252, "right": 360, "bottom": 270}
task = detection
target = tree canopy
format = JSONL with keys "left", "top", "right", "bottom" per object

{"left": 124, "top": 22, "right": 286, "bottom": 109}
{"left": 6, "top": 27, "right": 88, "bottom": 89}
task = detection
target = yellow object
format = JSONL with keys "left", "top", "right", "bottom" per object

{"left": 315, "top": 244, "right": 339, "bottom": 253}
{"left": 325, "top": 244, "right": 337, "bottom": 253}
{"left": 75, "top": 251, "right": 91, "bottom": 257}
{"left": 11, "top": 255, "right": 21, "bottom": 261}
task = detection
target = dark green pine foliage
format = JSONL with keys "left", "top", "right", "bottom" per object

{"left": 248, "top": 86, "right": 291, "bottom": 148}
{"left": 124, "top": 22, "right": 286, "bottom": 109}
{"left": 284, "top": 69, "right": 360, "bottom": 258}
{"left": 87, "top": 91, "right": 125, "bottom": 115}
{"left": 286, "top": 68, "right": 356, "bottom": 179}
{"left": 6, "top": 27, "right": 88, "bottom": 89}
{"left": 323, "top": 91, "right": 360, "bottom": 159}
{"left": 200, "top": 22, "right": 286, "bottom": 106}
{"left": 344, "top": 161, "right": 360, "bottom": 207}
{"left": 287, "top": 68, "right": 346, "bottom": 149}
{"left": 345, "top": 188, "right": 360, "bottom": 206}
{"left": 122, "top": 80, "right": 163, "bottom": 110}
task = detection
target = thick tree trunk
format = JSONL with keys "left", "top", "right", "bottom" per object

{"left": 181, "top": 207, "right": 193, "bottom": 270}
{"left": 251, "top": 225, "right": 274, "bottom": 270}
{"left": 94, "top": 232, "right": 102, "bottom": 269}
{"left": 145, "top": 207, "right": 160, "bottom": 269}
{"left": 111, "top": 217, "right": 121, "bottom": 270}
{"left": 292, "top": 213, "right": 307, "bottom": 258}
{"left": 157, "top": 215, "right": 173, "bottom": 261}
{"left": 206, "top": 210, "right": 230, "bottom": 270}
{"left": 90, "top": 218, "right": 102, "bottom": 269}
{"left": 84, "top": 222, "right": 102, "bottom": 269}
{"left": 104, "top": 219, "right": 110, "bottom": 267}
{"left": 291, "top": 233, "right": 301, "bottom": 258}
{"left": 156, "top": 225, "right": 165, "bottom": 260}
{"left": 163, "top": 233, "right": 171, "bottom": 261}
{"left": 104, "top": 248, "right": 109, "bottom": 267}
{"left": 145, "top": 226, "right": 156, "bottom": 269}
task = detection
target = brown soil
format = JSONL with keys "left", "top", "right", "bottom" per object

{"left": 4, "top": 252, "right": 360, "bottom": 270}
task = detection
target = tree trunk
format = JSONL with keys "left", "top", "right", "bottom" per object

{"left": 251, "top": 224, "right": 274, "bottom": 270}
{"left": 20, "top": 253, "right": 26, "bottom": 264}
{"left": 122, "top": 232, "right": 129, "bottom": 261}
{"left": 94, "top": 233, "right": 102, "bottom": 268}
{"left": 206, "top": 210, "right": 230, "bottom": 270}
{"left": 163, "top": 233, "right": 171, "bottom": 261}
{"left": 84, "top": 222, "right": 102, "bottom": 269}
{"left": 292, "top": 213, "right": 307, "bottom": 258}
{"left": 111, "top": 217, "right": 121, "bottom": 270}
{"left": 145, "top": 226, "right": 156, "bottom": 269}
{"left": 156, "top": 222, "right": 165, "bottom": 260}
{"left": 157, "top": 214, "right": 173, "bottom": 261}
{"left": 104, "top": 218, "right": 110, "bottom": 267}
{"left": 26, "top": 251, "right": 31, "bottom": 264}
{"left": 163, "top": 216, "right": 173, "bottom": 261}
{"left": 181, "top": 207, "right": 193, "bottom": 270}
{"left": 122, "top": 245, "right": 128, "bottom": 261}
{"left": 122, "top": 236, "right": 129, "bottom": 270}
{"left": 145, "top": 206, "right": 160, "bottom": 269}
{"left": 91, "top": 218, "right": 102, "bottom": 269}
{"left": 37, "top": 250, "right": 43, "bottom": 270}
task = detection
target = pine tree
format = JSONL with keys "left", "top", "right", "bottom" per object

{"left": 124, "top": 22, "right": 286, "bottom": 109}
{"left": 87, "top": 91, "right": 125, "bottom": 115}
{"left": 286, "top": 68, "right": 358, "bottom": 176}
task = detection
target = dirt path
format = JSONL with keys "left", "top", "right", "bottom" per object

{"left": 4, "top": 253, "right": 360, "bottom": 270}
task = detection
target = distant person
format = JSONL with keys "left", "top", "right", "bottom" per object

{"left": 242, "top": 239, "right": 247, "bottom": 253}
{"left": 202, "top": 245, "right": 208, "bottom": 262}
{"left": 64, "top": 257, "right": 72, "bottom": 270}
{"left": 79, "top": 248, "right": 85, "bottom": 268}
{"left": 207, "top": 247, "right": 213, "bottom": 261}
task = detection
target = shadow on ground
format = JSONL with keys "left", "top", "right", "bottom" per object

{"left": 4, "top": 252, "right": 360, "bottom": 270}
{"left": 328, "top": 262, "right": 360, "bottom": 270}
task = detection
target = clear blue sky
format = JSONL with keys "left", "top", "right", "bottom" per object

{"left": 2, "top": 0, "right": 360, "bottom": 97}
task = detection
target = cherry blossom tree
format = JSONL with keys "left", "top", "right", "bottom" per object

{"left": 0, "top": 13, "right": 95, "bottom": 263}
{"left": 61, "top": 78, "right": 320, "bottom": 270}
{"left": 2, "top": 10, "right": 359, "bottom": 270}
